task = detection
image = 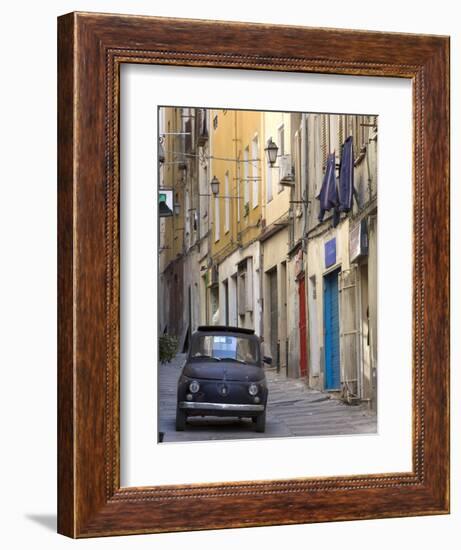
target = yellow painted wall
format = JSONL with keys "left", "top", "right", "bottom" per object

{"left": 210, "top": 108, "right": 265, "bottom": 259}
{"left": 235, "top": 110, "right": 263, "bottom": 247}
{"left": 162, "top": 108, "right": 292, "bottom": 267}
{"left": 209, "top": 109, "right": 238, "bottom": 260}
{"left": 263, "top": 111, "right": 292, "bottom": 227}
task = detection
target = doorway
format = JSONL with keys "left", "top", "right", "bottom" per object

{"left": 323, "top": 269, "right": 341, "bottom": 390}
{"left": 298, "top": 273, "right": 308, "bottom": 377}
{"left": 223, "top": 279, "right": 229, "bottom": 326}
{"left": 268, "top": 268, "right": 278, "bottom": 364}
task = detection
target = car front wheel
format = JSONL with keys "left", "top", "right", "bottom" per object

{"left": 255, "top": 412, "right": 266, "bottom": 433}
{"left": 176, "top": 407, "right": 186, "bottom": 431}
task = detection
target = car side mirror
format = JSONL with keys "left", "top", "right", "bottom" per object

{"left": 263, "top": 356, "right": 272, "bottom": 365}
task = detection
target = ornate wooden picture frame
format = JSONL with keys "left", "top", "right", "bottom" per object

{"left": 57, "top": 12, "right": 450, "bottom": 538}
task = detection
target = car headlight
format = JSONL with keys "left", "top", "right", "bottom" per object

{"left": 189, "top": 380, "right": 200, "bottom": 394}
{"left": 248, "top": 383, "right": 259, "bottom": 396}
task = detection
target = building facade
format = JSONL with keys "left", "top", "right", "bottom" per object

{"left": 209, "top": 109, "right": 264, "bottom": 335}
{"left": 159, "top": 106, "right": 211, "bottom": 351}
{"left": 303, "top": 113, "right": 378, "bottom": 406}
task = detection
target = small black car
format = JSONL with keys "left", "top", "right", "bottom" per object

{"left": 176, "top": 326, "right": 270, "bottom": 432}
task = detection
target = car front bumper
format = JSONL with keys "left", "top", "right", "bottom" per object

{"left": 179, "top": 401, "right": 265, "bottom": 412}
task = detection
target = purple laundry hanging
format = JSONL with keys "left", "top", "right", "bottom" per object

{"left": 338, "top": 136, "right": 354, "bottom": 212}
{"left": 316, "top": 152, "right": 338, "bottom": 222}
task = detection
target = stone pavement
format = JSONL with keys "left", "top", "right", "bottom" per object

{"left": 158, "top": 354, "right": 377, "bottom": 443}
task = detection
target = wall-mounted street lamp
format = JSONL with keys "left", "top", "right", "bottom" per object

{"left": 210, "top": 175, "right": 220, "bottom": 196}
{"left": 198, "top": 175, "right": 239, "bottom": 199}
{"left": 158, "top": 138, "right": 165, "bottom": 164}
{"left": 265, "top": 137, "right": 279, "bottom": 167}
{"left": 265, "top": 137, "right": 296, "bottom": 188}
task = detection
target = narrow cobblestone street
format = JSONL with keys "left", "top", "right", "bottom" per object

{"left": 159, "top": 354, "right": 377, "bottom": 443}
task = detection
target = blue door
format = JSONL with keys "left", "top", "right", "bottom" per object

{"left": 324, "top": 270, "right": 340, "bottom": 390}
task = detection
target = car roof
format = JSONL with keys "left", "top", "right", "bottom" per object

{"left": 196, "top": 325, "right": 255, "bottom": 336}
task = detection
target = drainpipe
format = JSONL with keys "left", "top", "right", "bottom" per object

{"left": 196, "top": 108, "right": 201, "bottom": 243}
{"left": 301, "top": 113, "right": 308, "bottom": 250}
{"left": 259, "top": 242, "right": 264, "bottom": 345}
{"left": 301, "top": 114, "right": 310, "bottom": 384}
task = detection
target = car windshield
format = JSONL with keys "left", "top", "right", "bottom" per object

{"left": 190, "top": 334, "right": 259, "bottom": 364}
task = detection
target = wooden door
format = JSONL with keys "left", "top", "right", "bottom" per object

{"left": 298, "top": 274, "right": 308, "bottom": 377}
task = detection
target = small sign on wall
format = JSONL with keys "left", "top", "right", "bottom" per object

{"left": 350, "top": 219, "right": 368, "bottom": 262}
{"left": 294, "top": 248, "right": 304, "bottom": 278}
{"left": 325, "top": 238, "right": 336, "bottom": 268}
{"left": 159, "top": 189, "right": 174, "bottom": 217}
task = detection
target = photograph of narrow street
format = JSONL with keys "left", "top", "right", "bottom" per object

{"left": 158, "top": 107, "right": 378, "bottom": 443}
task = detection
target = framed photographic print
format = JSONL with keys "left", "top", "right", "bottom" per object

{"left": 57, "top": 12, "right": 450, "bottom": 537}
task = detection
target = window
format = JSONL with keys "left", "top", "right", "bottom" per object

{"left": 214, "top": 194, "right": 220, "bottom": 241}
{"left": 237, "top": 162, "right": 240, "bottom": 223}
{"left": 313, "top": 116, "right": 322, "bottom": 194}
{"left": 224, "top": 171, "right": 230, "bottom": 233}
{"left": 277, "top": 124, "right": 285, "bottom": 156}
{"left": 190, "top": 334, "right": 259, "bottom": 364}
{"left": 243, "top": 146, "right": 249, "bottom": 212}
{"left": 238, "top": 273, "right": 246, "bottom": 316}
{"left": 197, "top": 108, "right": 208, "bottom": 144}
{"left": 329, "top": 115, "right": 337, "bottom": 154}
{"left": 338, "top": 115, "right": 345, "bottom": 151}
{"left": 266, "top": 140, "right": 273, "bottom": 202}
{"left": 185, "top": 190, "right": 190, "bottom": 242}
{"left": 252, "top": 135, "right": 259, "bottom": 208}
{"left": 200, "top": 165, "right": 208, "bottom": 237}
{"left": 321, "top": 114, "right": 330, "bottom": 170}
{"left": 277, "top": 124, "right": 285, "bottom": 192}
{"left": 238, "top": 258, "right": 253, "bottom": 316}
{"left": 310, "top": 275, "right": 317, "bottom": 300}
{"left": 175, "top": 192, "right": 179, "bottom": 216}
{"left": 166, "top": 121, "right": 171, "bottom": 171}
{"left": 353, "top": 115, "right": 366, "bottom": 159}
{"left": 210, "top": 286, "right": 219, "bottom": 323}
{"left": 213, "top": 114, "right": 218, "bottom": 130}
{"left": 294, "top": 130, "right": 302, "bottom": 201}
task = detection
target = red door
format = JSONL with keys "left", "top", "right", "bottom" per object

{"left": 298, "top": 274, "right": 308, "bottom": 377}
